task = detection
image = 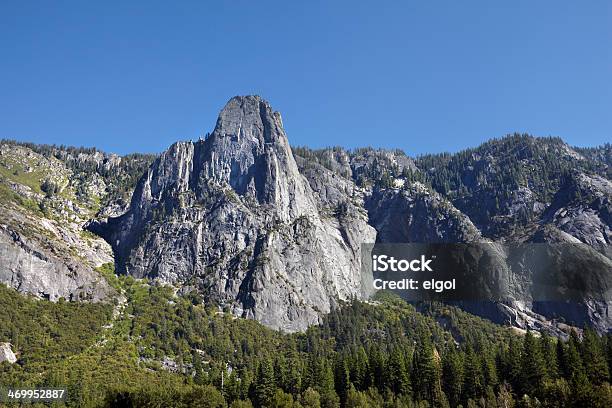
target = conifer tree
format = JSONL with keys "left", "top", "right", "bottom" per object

{"left": 333, "top": 355, "right": 350, "bottom": 403}
{"left": 556, "top": 337, "right": 567, "bottom": 378}
{"left": 273, "top": 355, "right": 289, "bottom": 392}
{"left": 569, "top": 370, "right": 593, "bottom": 408}
{"left": 387, "top": 346, "right": 411, "bottom": 397}
{"left": 239, "top": 369, "right": 253, "bottom": 402}
{"left": 564, "top": 331, "right": 585, "bottom": 380}
{"left": 224, "top": 371, "right": 242, "bottom": 403}
{"left": 463, "top": 346, "right": 484, "bottom": 402}
{"left": 193, "top": 351, "right": 206, "bottom": 385}
{"left": 520, "top": 331, "right": 545, "bottom": 396}
{"left": 349, "top": 346, "right": 369, "bottom": 390}
{"left": 285, "top": 357, "right": 303, "bottom": 396}
{"left": 304, "top": 354, "right": 321, "bottom": 391}
{"left": 581, "top": 328, "right": 610, "bottom": 385}
{"left": 367, "top": 345, "right": 386, "bottom": 392}
{"left": 505, "top": 338, "right": 522, "bottom": 391}
{"left": 413, "top": 337, "right": 445, "bottom": 406}
{"left": 318, "top": 360, "right": 339, "bottom": 408}
{"left": 539, "top": 333, "right": 559, "bottom": 379}
{"left": 482, "top": 352, "right": 499, "bottom": 391}
{"left": 254, "top": 358, "right": 276, "bottom": 407}
{"left": 484, "top": 386, "right": 497, "bottom": 408}
{"left": 442, "top": 347, "right": 463, "bottom": 407}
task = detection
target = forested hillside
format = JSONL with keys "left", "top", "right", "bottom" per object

{"left": 2, "top": 278, "right": 612, "bottom": 407}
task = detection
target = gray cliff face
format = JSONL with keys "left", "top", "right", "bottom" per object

{"left": 295, "top": 139, "right": 612, "bottom": 334}
{"left": 543, "top": 173, "right": 611, "bottom": 255}
{"left": 0, "top": 144, "right": 124, "bottom": 303}
{"left": 0, "top": 224, "right": 112, "bottom": 302}
{"left": 94, "top": 96, "right": 376, "bottom": 331}
{"left": 365, "top": 182, "right": 482, "bottom": 243}
{"left": 87, "top": 98, "right": 611, "bottom": 334}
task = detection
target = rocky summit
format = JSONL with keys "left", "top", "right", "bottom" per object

{"left": 1, "top": 95, "right": 611, "bottom": 334}
{"left": 89, "top": 96, "right": 376, "bottom": 331}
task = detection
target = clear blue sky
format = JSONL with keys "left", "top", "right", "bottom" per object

{"left": 1, "top": 1, "right": 610, "bottom": 156}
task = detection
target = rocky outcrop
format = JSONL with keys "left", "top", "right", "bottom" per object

{"left": 0, "top": 224, "right": 113, "bottom": 302}
{"left": 0, "top": 139, "right": 157, "bottom": 305}
{"left": 543, "top": 173, "right": 611, "bottom": 256}
{"left": 453, "top": 241, "right": 612, "bottom": 337}
{"left": 366, "top": 182, "right": 482, "bottom": 243}
{"left": 296, "top": 139, "right": 612, "bottom": 334}
{"left": 293, "top": 146, "right": 417, "bottom": 186}
{"left": 92, "top": 96, "right": 376, "bottom": 331}
{"left": 0, "top": 343, "right": 17, "bottom": 364}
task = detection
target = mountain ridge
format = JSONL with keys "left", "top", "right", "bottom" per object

{"left": 0, "top": 95, "right": 610, "bottom": 334}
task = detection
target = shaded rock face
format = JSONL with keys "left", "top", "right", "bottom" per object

{"left": 93, "top": 96, "right": 376, "bottom": 331}
{"left": 365, "top": 182, "right": 482, "bottom": 243}
{"left": 0, "top": 225, "right": 113, "bottom": 302}
{"left": 294, "top": 140, "right": 612, "bottom": 334}
{"left": 448, "top": 242, "right": 612, "bottom": 337}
